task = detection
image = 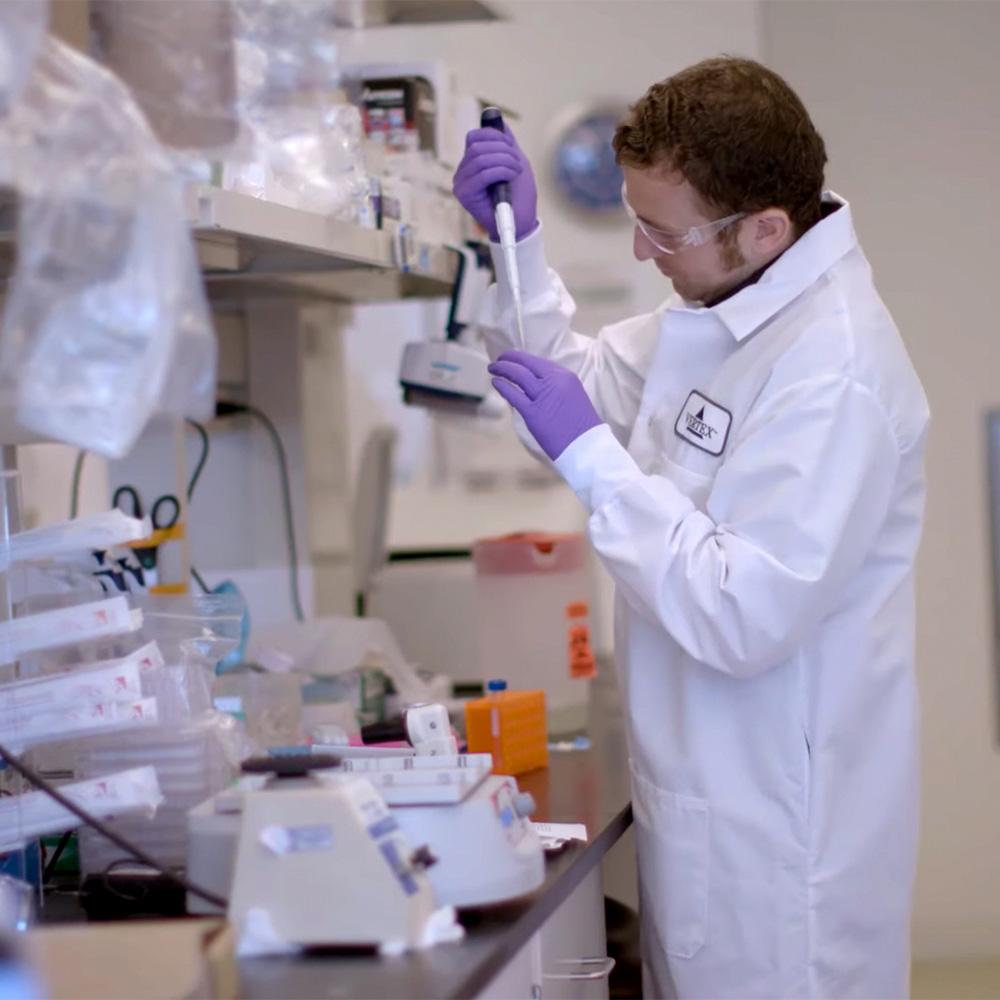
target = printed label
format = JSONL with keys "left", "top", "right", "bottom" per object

{"left": 259, "top": 824, "right": 333, "bottom": 855}
{"left": 367, "top": 815, "right": 399, "bottom": 840}
{"left": 379, "top": 839, "right": 420, "bottom": 897}
{"left": 492, "top": 782, "right": 527, "bottom": 847}
{"left": 568, "top": 622, "right": 597, "bottom": 679}
{"left": 674, "top": 391, "right": 732, "bottom": 457}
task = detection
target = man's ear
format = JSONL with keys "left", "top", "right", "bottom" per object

{"left": 752, "top": 209, "right": 793, "bottom": 253}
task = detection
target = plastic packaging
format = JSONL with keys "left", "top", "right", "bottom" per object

{"left": 14, "top": 562, "right": 108, "bottom": 613}
{"left": 91, "top": 0, "right": 240, "bottom": 155}
{"left": 77, "top": 714, "right": 243, "bottom": 871}
{"left": 89, "top": 0, "right": 364, "bottom": 204}
{"left": 0, "top": 36, "right": 216, "bottom": 457}
{"left": 212, "top": 671, "right": 303, "bottom": 751}
{"left": 248, "top": 616, "right": 431, "bottom": 705}
{"left": 0, "top": 0, "right": 46, "bottom": 114}
{"left": 220, "top": 0, "right": 370, "bottom": 218}
{"left": 4, "top": 696, "right": 158, "bottom": 754}
{"left": 133, "top": 590, "right": 245, "bottom": 666}
{"left": 15, "top": 633, "right": 210, "bottom": 729}
{"left": 5, "top": 593, "right": 150, "bottom": 680}
{"left": 0, "top": 596, "right": 142, "bottom": 664}
{"left": 229, "top": 100, "right": 368, "bottom": 217}
{"left": 0, "top": 654, "right": 146, "bottom": 725}
{"left": 11, "top": 592, "right": 243, "bottom": 718}
{"left": 1, "top": 510, "right": 151, "bottom": 571}
{"left": 0, "top": 767, "right": 162, "bottom": 854}
{"left": 235, "top": 0, "right": 342, "bottom": 97}
{"left": 45, "top": 592, "right": 247, "bottom": 724}
{"left": 0, "top": 641, "right": 163, "bottom": 747}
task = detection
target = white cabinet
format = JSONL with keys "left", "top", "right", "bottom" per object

{"left": 478, "top": 935, "right": 541, "bottom": 1000}
{"left": 479, "top": 865, "right": 613, "bottom": 1000}
{"left": 539, "top": 866, "right": 612, "bottom": 1000}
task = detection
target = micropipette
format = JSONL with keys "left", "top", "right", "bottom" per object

{"left": 481, "top": 106, "right": 526, "bottom": 347}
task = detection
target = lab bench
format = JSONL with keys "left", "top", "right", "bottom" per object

{"left": 239, "top": 677, "right": 633, "bottom": 1000}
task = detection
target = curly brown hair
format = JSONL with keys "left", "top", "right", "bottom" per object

{"left": 613, "top": 57, "right": 827, "bottom": 236}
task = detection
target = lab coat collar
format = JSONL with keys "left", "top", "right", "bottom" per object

{"left": 689, "top": 192, "right": 857, "bottom": 343}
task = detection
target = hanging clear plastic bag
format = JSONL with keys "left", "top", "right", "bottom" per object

{"left": 0, "top": 37, "right": 216, "bottom": 458}
{"left": 234, "top": 0, "right": 342, "bottom": 100}
{"left": 90, "top": 0, "right": 241, "bottom": 159}
{"left": 0, "top": 0, "right": 46, "bottom": 115}
{"left": 221, "top": 0, "right": 370, "bottom": 218}
{"left": 231, "top": 100, "right": 370, "bottom": 217}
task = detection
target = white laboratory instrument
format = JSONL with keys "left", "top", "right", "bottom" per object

{"left": 218, "top": 754, "right": 462, "bottom": 957}
{"left": 340, "top": 754, "right": 546, "bottom": 908}
{"left": 355, "top": 702, "right": 459, "bottom": 756}
{"left": 399, "top": 339, "right": 490, "bottom": 413}
{"left": 188, "top": 751, "right": 545, "bottom": 917}
{"left": 399, "top": 244, "right": 493, "bottom": 415}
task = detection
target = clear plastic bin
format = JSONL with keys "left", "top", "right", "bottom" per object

{"left": 472, "top": 533, "right": 597, "bottom": 735}
{"left": 75, "top": 715, "right": 239, "bottom": 873}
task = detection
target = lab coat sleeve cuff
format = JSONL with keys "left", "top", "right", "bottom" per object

{"left": 553, "top": 423, "right": 642, "bottom": 512}
{"left": 489, "top": 221, "right": 551, "bottom": 310}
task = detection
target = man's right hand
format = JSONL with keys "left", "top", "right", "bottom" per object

{"left": 452, "top": 124, "right": 538, "bottom": 242}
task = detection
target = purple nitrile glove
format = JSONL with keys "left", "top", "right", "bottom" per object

{"left": 488, "top": 351, "right": 603, "bottom": 461}
{"left": 452, "top": 125, "right": 538, "bottom": 242}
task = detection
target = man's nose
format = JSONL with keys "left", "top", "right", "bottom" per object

{"left": 633, "top": 226, "right": 660, "bottom": 262}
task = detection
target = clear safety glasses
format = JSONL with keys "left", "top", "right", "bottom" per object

{"left": 621, "top": 183, "right": 746, "bottom": 255}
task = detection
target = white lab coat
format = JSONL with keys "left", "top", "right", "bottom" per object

{"left": 483, "top": 194, "right": 928, "bottom": 1000}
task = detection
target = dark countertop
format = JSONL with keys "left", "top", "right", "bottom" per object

{"left": 239, "top": 672, "right": 633, "bottom": 1000}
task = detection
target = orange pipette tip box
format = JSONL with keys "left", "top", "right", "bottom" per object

{"left": 465, "top": 689, "right": 548, "bottom": 776}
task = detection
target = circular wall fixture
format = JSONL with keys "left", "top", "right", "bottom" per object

{"left": 550, "top": 102, "right": 629, "bottom": 217}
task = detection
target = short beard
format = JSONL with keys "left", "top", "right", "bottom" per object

{"left": 719, "top": 228, "right": 747, "bottom": 272}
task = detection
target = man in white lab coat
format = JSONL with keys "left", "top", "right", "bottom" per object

{"left": 453, "top": 57, "right": 929, "bottom": 999}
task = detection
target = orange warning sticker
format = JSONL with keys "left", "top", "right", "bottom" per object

{"left": 568, "top": 623, "right": 597, "bottom": 679}
{"left": 565, "top": 601, "right": 589, "bottom": 620}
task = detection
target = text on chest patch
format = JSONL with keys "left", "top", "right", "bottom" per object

{"left": 674, "top": 391, "right": 732, "bottom": 456}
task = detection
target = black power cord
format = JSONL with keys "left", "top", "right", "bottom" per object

{"left": 42, "top": 829, "right": 73, "bottom": 883}
{"left": 216, "top": 402, "right": 305, "bottom": 622}
{"left": 185, "top": 418, "right": 210, "bottom": 500}
{"left": 0, "top": 740, "right": 227, "bottom": 911}
{"left": 184, "top": 419, "right": 212, "bottom": 595}
{"left": 69, "top": 450, "right": 86, "bottom": 520}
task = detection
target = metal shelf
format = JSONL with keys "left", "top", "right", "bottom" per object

{"left": 0, "top": 186, "right": 460, "bottom": 302}
{"left": 342, "top": 0, "right": 501, "bottom": 26}
{"left": 188, "top": 185, "right": 460, "bottom": 304}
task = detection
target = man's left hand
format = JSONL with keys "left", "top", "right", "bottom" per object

{"left": 488, "top": 351, "right": 603, "bottom": 461}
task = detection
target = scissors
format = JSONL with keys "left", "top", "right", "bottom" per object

{"left": 113, "top": 485, "right": 181, "bottom": 575}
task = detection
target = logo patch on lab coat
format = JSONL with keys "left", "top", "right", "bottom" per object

{"left": 675, "top": 391, "right": 732, "bottom": 456}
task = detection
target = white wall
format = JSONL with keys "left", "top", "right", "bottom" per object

{"left": 762, "top": 0, "right": 1000, "bottom": 958}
